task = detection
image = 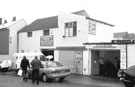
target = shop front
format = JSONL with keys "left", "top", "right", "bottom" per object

{"left": 84, "top": 41, "right": 128, "bottom": 78}
{"left": 56, "top": 46, "right": 85, "bottom": 75}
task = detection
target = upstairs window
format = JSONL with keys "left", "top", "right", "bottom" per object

{"left": 43, "top": 30, "right": 49, "bottom": 36}
{"left": 65, "top": 21, "right": 77, "bottom": 37}
{"left": 27, "top": 32, "right": 32, "bottom": 37}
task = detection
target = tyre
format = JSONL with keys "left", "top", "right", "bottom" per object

{"left": 123, "top": 81, "right": 135, "bottom": 87}
{"left": 59, "top": 77, "right": 65, "bottom": 82}
{"left": 42, "top": 74, "right": 48, "bottom": 82}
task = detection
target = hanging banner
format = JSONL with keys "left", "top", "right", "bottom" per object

{"left": 88, "top": 21, "right": 96, "bottom": 35}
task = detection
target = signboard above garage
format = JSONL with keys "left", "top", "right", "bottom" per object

{"left": 40, "top": 35, "right": 53, "bottom": 46}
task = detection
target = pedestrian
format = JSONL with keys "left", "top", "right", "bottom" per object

{"left": 31, "top": 56, "right": 42, "bottom": 85}
{"left": 114, "top": 57, "right": 120, "bottom": 77}
{"left": 99, "top": 57, "right": 105, "bottom": 76}
{"left": 20, "top": 56, "right": 30, "bottom": 82}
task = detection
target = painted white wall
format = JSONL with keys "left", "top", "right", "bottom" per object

{"left": 54, "top": 12, "right": 88, "bottom": 46}
{"left": 19, "top": 30, "right": 42, "bottom": 53}
{"left": 87, "top": 21, "right": 114, "bottom": 42}
{"left": 9, "top": 19, "right": 27, "bottom": 55}
{"left": 83, "top": 50, "right": 90, "bottom": 75}
{"left": 54, "top": 50, "right": 59, "bottom": 61}
{"left": 127, "top": 44, "right": 135, "bottom": 68}
{"left": 19, "top": 27, "right": 58, "bottom": 53}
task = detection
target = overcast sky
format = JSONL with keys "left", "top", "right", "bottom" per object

{"left": 1, "top": 0, "right": 135, "bottom": 33}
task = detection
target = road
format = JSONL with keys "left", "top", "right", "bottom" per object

{"left": 0, "top": 71, "right": 124, "bottom": 87}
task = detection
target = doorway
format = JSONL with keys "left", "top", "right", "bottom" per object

{"left": 91, "top": 50, "right": 120, "bottom": 78}
{"left": 41, "top": 49, "right": 54, "bottom": 61}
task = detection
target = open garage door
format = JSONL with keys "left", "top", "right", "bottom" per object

{"left": 91, "top": 50, "right": 120, "bottom": 78}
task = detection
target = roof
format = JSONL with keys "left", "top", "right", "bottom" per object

{"left": 72, "top": 10, "right": 114, "bottom": 27}
{"left": 83, "top": 40, "right": 135, "bottom": 45}
{"left": 86, "top": 17, "right": 114, "bottom": 27}
{"left": 72, "top": 10, "right": 90, "bottom": 18}
{"left": 19, "top": 16, "right": 58, "bottom": 32}
{"left": 0, "top": 19, "right": 25, "bottom": 29}
{"left": 114, "top": 32, "right": 128, "bottom": 38}
{"left": 19, "top": 10, "right": 114, "bottom": 33}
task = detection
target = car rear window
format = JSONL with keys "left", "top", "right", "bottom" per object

{"left": 47, "top": 62, "right": 63, "bottom": 68}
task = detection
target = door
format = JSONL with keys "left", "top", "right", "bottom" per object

{"left": 91, "top": 50, "right": 99, "bottom": 75}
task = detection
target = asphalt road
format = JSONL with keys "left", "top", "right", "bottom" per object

{"left": 0, "top": 71, "right": 124, "bottom": 87}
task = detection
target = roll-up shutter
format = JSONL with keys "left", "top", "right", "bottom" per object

{"left": 59, "top": 50, "right": 83, "bottom": 74}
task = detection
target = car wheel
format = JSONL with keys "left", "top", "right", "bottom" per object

{"left": 59, "top": 77, "right": 65, "bottom": 82}
{"left": 42, "top": 74, "right": 48, "bottom": 82}
{"left": 123, "top": 81, "right": 134, "bottom": 87}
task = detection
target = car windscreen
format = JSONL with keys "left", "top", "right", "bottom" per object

{"left": 126, "top": 65, "right": 135, "bottom": 76}
{"left": 47, "top": 62, "right": 63, "bottom": 68}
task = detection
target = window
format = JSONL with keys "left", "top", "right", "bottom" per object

{"left": 65, "top": 21, "right": 77, "bottom": 37}
{"left": 43, "top": 30, "right": 49, "bottom": 36}
{"left": 27, "top": 32, "right": 32, "bottom": 37}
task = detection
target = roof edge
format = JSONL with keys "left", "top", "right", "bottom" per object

{"left": 86, "top": 17, "right": 114, "bottom": 27}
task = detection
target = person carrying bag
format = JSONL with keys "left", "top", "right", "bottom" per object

{"left": 20, "top": 56, "right": 30, "bottom": 82}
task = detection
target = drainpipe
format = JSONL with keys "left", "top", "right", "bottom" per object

{"left": 17, "top": 32, "right": 19, "bottom": 53}
{"left": 126, "top": 43, "right": 128, "bottom": 68}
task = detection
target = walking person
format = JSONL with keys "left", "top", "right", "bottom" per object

{"left": 31, "top": 56, "right": 42, "bottom": 85}
{"left": 20, "top": 56, "right": 30, "bottom": 82}
{"left": 99, "top": 57, "right": 105, "bottom": 76}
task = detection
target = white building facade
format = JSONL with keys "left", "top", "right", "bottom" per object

{"left": 18, "top": 10, "right": 114, "bottom": 75}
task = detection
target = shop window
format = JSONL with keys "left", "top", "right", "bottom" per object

{"left": 43, "top": 30, "right": 49, "bottom": 36}
{"left": 64, "top": 21, "right": 77, "bottom": 37}
{"left": 27, "top": 32, "right": 32, "bottom": 37}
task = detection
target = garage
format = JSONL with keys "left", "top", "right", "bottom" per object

{"left": 91, "top": 49, "right": 120, "bottom": 78}
{"left": 84, "top": 41, "right": 128, "bottom": 78}
{"left": 41, "top": 49, "right": 54, "bottom": 61}
{"left": 59, "top": 50, "right": 83, "bottom": 74}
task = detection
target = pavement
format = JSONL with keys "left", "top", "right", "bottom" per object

{"left": 0, "top": 71, "right": 124, "bottom": 87}
{"left": 66, "top": 74, "right": 124, "bottom": 87}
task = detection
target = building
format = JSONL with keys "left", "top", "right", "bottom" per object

{"left": 114, "top": 32, "right": 135, "bottom": 40}
{"left": 0, "top": 19, "right": 27, "bottom": 60}
{"left": 18, "top": 10, "right": 114, "bottom": 75}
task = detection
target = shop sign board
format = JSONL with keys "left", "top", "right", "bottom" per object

{"left": 86, "top": 44, "right": 118, "bottom": 49}
{"left": 40, "top": 35, "right": 53, "bottom": 46}
{"left": 88, "top": 20, "right": 96, "bottom": 35}
{"left": 120, "top": 50, "right": 127, "bottom": 69}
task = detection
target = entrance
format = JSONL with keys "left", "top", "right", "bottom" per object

{"left": 41, "top": 49, "right": 54, "bottom": 61}
{"left": 91, "top": 50, "right": 120, "bottom": 78}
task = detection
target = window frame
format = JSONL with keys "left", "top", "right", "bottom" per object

{"left": 64, "top": 21, "right": 77, "bottom": 37}
{"left": 43, "top": 29, "right": 49, "bottom": 36}
{"left": 27, "top": 32, "right": 32, "bottom": 37}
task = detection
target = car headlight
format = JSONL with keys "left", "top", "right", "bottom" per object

{"left": 118, "top": 70, "right": 125, "bottom": 78}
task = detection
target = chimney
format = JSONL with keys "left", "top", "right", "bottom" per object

{"left": 12, "top": 16, "right": 16, "bottom": 21}
{"left": 4, "top": 20, "right": 7, "bottom": 24}
{"left": 0, "top": 18, "right": 2, "bottom": 25}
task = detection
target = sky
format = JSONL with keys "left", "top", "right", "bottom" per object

{"left": 1, "top": 0, "right": 135, "bottom": 33}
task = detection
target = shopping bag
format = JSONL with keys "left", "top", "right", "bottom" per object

{"left": 17, "top": 69, "right": 23, "bottom": 76}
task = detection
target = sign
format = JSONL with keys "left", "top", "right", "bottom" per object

{"left": 75, "top": 51, "right": 83, "bottom": 58}
{"left": 120, "top": 50, "right": 127, "bottom": 69}
{"left": 112, "top": 40, "right": 135, "bottom": 44}
{"left": 40, "top": 35, "right": 53, "bottom": 46}
{"left": 88, "top": 21, "right": 96, "bottom": 35}
{"left": 92, "top": 45, "right": 117, "bottom": 49}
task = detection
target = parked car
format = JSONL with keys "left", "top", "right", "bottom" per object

{"left": 0, "top": 60, "right": 13, "bottom": 71}
{"left": 118, "top": 65, "right": 135, "bottom": 87}
{"left": 28, "top": 61, "right": 71, "bottom": 82}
